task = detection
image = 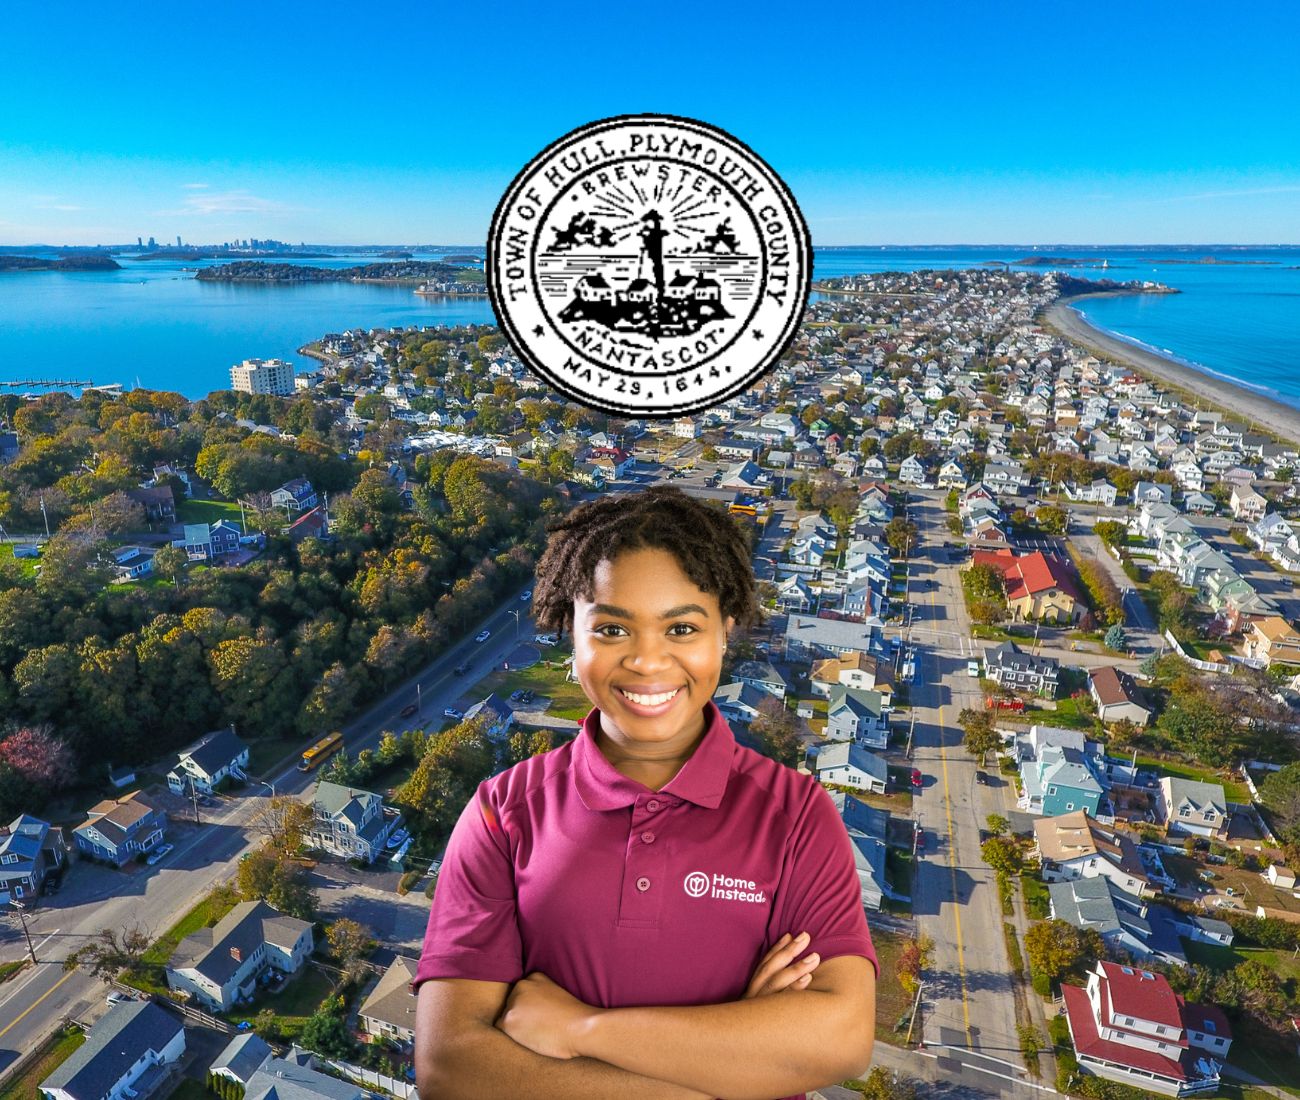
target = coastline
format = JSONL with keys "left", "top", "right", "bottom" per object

{"left": 1043, "top": 296, "right": 1300, "bottom": 449}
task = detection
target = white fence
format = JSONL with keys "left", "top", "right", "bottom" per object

{"left": 1163, "top": 630, "right": 1232, "bottom": 675}
{"left": 327, "top": 1058, "right": 417, "bottom": 1099}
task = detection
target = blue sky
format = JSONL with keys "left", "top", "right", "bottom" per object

{"left": 4, "top": 1, "right": 1299, "bottom": 246}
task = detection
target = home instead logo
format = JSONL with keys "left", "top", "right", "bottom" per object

{"left": 487, "top": 114, "right": 810, "bottom": 417}
{"left": 683, "top": 870, "right": 767, "bottom": 903}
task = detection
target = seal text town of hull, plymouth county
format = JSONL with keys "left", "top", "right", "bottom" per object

{"left": 487, "top": 115, "right": 811, "bottom": 417}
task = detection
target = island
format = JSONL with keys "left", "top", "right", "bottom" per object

{"left": 0, "top": 254, "right": 121, "bottom": 271}
{"left": 194, "top": 260, "right": 483, "bottom": 289}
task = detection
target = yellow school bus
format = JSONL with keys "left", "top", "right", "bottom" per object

{"left": 298, "top": 731, "right": 344, "bottom": 771}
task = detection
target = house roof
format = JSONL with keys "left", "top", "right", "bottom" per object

{"left": 1062, "top": 983, "right": 1192, "bottom": 1083}
{"left": 181, "top": 726, "right": 248, "bottom": 777}
{"left": 77, "top": 790, "right": 162, "bottom": 844}
{"left": 812, "top": 741, "right": 887, "bottom": 782}
{"left": 41, "top": 1000, "right": 184, "bottom": 1099}
{"left": 211, "top": 1033, "right": 274, "bottom": 1085}
{"left": 1033, "top": 810, "right": 1148, "bottom": 883}
{"left": 244, "top": 1055, "right": 364, "bottom": 1100}
{"left": 1098, "top": 959, "right": 1183, "bottom": 1025}
{"left": 1162, "top": 777, "right": 1227, "bottom": 816}
{"left": 358, "top": 956, "right": 419, "bottom": 1034}
{"left": 712, "top": 681, "right": 769, "bottom": 714}
{"left": 169, "top": 900, "right": 311, "bottom": 987}
{"left": 1089, "top": 666, "right": 1148, "bottom": 711}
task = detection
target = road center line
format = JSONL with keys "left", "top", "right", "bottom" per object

{"left": 0, "top": 969, "right": 78, "bottom": 1041}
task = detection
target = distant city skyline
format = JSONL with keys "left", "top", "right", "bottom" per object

{"left": 4, "top": 1, "right": 1299, "bottom": 247}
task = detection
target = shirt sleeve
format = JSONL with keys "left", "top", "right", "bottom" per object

{"left": 766, "top": 780, "right": 879, "bottom": 978}
{"left": 412, "top": 780, "right": 524, "bottom": 992}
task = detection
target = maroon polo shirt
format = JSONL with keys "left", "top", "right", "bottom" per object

{"left": 414, "top": 700, "right": 877, "bottom": 1100}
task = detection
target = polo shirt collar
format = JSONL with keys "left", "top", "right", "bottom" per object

{"left": 574, "top": 700, "right": 735, "bottom": 812}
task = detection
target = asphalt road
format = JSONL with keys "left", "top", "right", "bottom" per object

{"left": 902, "top": 492, "right": 1046, "bottom": 1089}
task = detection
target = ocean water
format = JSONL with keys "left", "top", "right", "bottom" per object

{"left": 1, "top": 245, "right": 1298, "bottom": 407}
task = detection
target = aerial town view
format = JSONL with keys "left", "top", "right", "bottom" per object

{"left": 3, "top": 5, "right": 1300, "bottom": 1100}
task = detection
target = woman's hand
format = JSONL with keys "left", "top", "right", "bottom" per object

{"left": 743, "top": 931, "right": 820, "bottom": 998}
{"left": 495, "top": 971, "right": 594, "bottom": 1060}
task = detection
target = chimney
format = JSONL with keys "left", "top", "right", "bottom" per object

{"left": 230, "top": 947, "right": 241, "bottom": 962}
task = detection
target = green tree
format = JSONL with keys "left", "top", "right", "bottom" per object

{"left": 1103, "top": 623, "right": 1126, "bottom": 652}
{"left": 251, "top": 796, "right": 313, "bottom": 855}
{"left": 1094, "top": 520, "right": 1128, "bottom": 548}
{"left": 859, "top": 1067, "right": 918, "bottom": 1100}
{"left": 152, "top": 544, "right": 188, "bottom": 588}
{"left": 236, "top": 845, "right": 317, "bottom": 920}
{"left": 300, "top": 997, "right": 355, "bottom": 1058}
{"left": 1036, "top": 505, "right": 1068, "bottom": 535}
{"left": 64, "top": 922, "right": 151, "bottom": 979}
{"left": 884, "top": 517, "right": 919, "bottom": 559}
{"left": 986, "top": 814, "right": 1009, "bottom": 837}
{"left": 1024, "top": 919, "right": 1094, "bottom": 983}
{"left": 980, "top": 835, "right": 1025, "bottom": 877}
{"left": 959, "top": 707, "right": 999, "bottom": 764}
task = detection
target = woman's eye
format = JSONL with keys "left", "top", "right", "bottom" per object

{"left": 668, "top": 623, "right": 698, "bottom": 636}
{"left": 595, "top": 624, "right": 627, "bottom": 637}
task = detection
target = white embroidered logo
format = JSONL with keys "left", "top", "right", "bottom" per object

{"left": 683, "top": 870, "right": 766, "bottom": 904}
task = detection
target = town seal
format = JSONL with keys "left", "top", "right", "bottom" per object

{"left": 487, "top": 114, "right": 811, "bottom": 417}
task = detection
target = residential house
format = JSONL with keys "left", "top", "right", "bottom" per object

{"left": 40, "top": 1001, "right": 186, "bottom": 1100}
{"left": 1065, "top": 479, "right": 1119, "bottom": 507}
{"left": 971, "top": 549, "right": 1083, "bottom": 624}
{"left": 1245, "top": 615, "right": 1300, "bottom": 668}
{"left": 775, "top": 573, "right": 814, "bottom": 612}
{"left": 937, "top": 460, "right": 968, "bottom": 489}
{"left": 125, "top": 485, "right": 177, "bottom": 524}
{"left": 1062, "top": 960, "right": 1230, "bottom": 1096}
{"left": 1016, "top": 725, "right": 1106, "bottom": 817}
{"left": 309, "top": 782, "right": 399, "bottom": 863}
{"left": 719, "top": 460, "right": 769, "bottom": 490}
{"left": 73, "top": 791, "right": 167, "bottom": 867}
{"left": 1034, "top": 810, "right": 1154, "bottom": 897}
{"left": 111, "top": 545, "right": 157, "bottom": 582}
{"left": 1132, "top": 481, "right": 1173, "bottom": 506}
{"left": 462, "top": 693, "right": 515, "bottom": 741}
{"left": 243, "top": 1050, "right": 365, "bottom": 1100}
{"left": 824, "top": 686, "right": 889, "bottom": 749}
{"left": 210, "top": 1035, "right": 274, "bottom": 1088}
{"left": 270, "top": 478, "right": 319, "bottom": 514}
{"left": 828, "top": 792, "right": 889, "bottom": 911}
{"left": 167, "top": 725, "right": 249, "bottom": 795}
{"left": 983, "top": 459, "right": 1029, "bottom": 494}
{"left": 1088, "top": 667, "right": 1153, "bottom": 727}
{"left": 898, "top": 454, "right": 927, "bottom": 485}
{"left": 1229, "top": 484, "right": 1267, "bottom": 522}
{"left": 1155, "top": 778, "right": 1229, "bottom": 840}
{"left": 0, "top": 815, "right": 68, "bottom": 907}
{"left": 0, "top": 432, "right": 18, "bottom": 463}
{"left": 179, "top": 519, "right": 243, "bottom": 561}
{"left": 1049, "top": 876, "right": 1173, "bottom": 962}
{"left": 783, "top": 613, "right": 881, "bottom": 661}
{"left": 984, "top": 640, "right": 1061, "bottom": 698}
{"left": 713, "top": 681, "right": 769, "bottom": 725}
{"left": 810, "top": 652, "right": 894, "bottom": 709}
{"left": 286, "top": 506, "right": 329, "bottom": 544}
{"left": 673, "top": 417, "right": 699, "bottom": 439}
{"left": 730, "top": 659, "right": 789, "bottom": 699}
{"left": 166, "top": 899, "right": 314, "bottom": 1012}
{"left": 359, "top": 956, "right": 419, "bottom": 1046}
{"left": 807, "top": 741, "right": 888, "bottom": 794}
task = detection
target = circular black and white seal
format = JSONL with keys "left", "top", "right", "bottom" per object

{"left": 487, "top": 114, "right": 811, "bottom": 418}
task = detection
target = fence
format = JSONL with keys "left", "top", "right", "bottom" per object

{"left": 1162, "top": 630, "right": 1232, "bottom": 675}
{"left": 326, "top": 1058, "right": 417, "bottom": 1099}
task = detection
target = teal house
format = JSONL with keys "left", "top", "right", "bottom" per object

{"left": 1016, "top": 725, "right": 1105, "bottom": 817}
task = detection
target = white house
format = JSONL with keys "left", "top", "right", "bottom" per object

{"left": 40, "top": 1001, "right": 186, "bottom": 1100}
{"left": 807, "top": 741, "right": 887, "bottom": 793}
{"left": 167, "top": 725, "right": 249, "bottom": 795}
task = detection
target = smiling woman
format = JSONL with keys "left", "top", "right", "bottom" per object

{"left": 413, "top": 487, "right": 878, "bottom": 1100}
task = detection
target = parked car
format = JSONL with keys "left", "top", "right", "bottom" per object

{"left": 975, "top": 771, "right": 988, "bottom": 785}
{"left": 106, "top": 991, "right": 132, "bottom": 1007}
{"left": 535, "top": 633, "right": 559, "bottom": 646}
{"left": 911, "top": 768, "right": 923, "bottom": 789}
{"left": 475, "top": 630, "right": 491, "bottom": 643}
{"left": 400, "top": 703, "right": 418, "bottom": 718}
{"left": 520, "top": 689, "right": 535, "bottom": 704}
{"left": 520, "top": 590, "right": 533, "bottom": 602}
{"left": 146, "top": 843, "right": 175, "bottom": 867}
{"left": 966, "top": 660, "right": 981, "bottom": 677}
{"left": 443, "top": 707, "right": 464, "bottom": 720}
{"left": 509, "top": 689, "right": 525, "bottom": 702}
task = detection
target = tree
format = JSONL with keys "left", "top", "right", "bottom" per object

{"left": 750, "top": 697, "right": 801, "bottom": 768}
{"left": 980, "top": 835, "right": 1025, "bottom": 877}
{"left": 325, "top": 918, "right": 373, "bottom": 981}
{"left": 1036, "top": 505, "right": 1068, "bottom": 535}
{"left": 236, "top": 845, "right": 317, "bottom": 920}
{"left": 884, "top": 517, "right": 919, "bottom": 559}
{"left": 251, "top": 796, "right": 313, "bottom": 855}
{"left": 64, "top": 922, "right": 152, "bottom": 979}
{"left": 300, "top": 996, "right": 355, "bottom": 1059}
{"left": 152, "top": 544, "right": 189, "bottom": 588}
{"left": 986, "top": 814, "right": 1009, "bottom": 837}
{"left": 1103, "top": 623, "right": 1126, "bottom": 652}
{"left": 1024, "top": 919, "right": 1088, "bottom": 983}
{"left": 253, "top": 1008, "right": 280, "bottom": 1042}
{"left": 859, "top": 1067, "right": 918, "bottom": 1100}
{"left": 895, "top": 934, "right": 934, "bottom": 998}
{"left": 0, "top": 725, "right": 73, "bottom": 789}
{"left": 958, "top": 708, "right": 999, "bottom": 764}
{"left": 1259, "top": 763, "right": 1300, "bottom": 846}
{"left": 1094, "top": 520, "right": 1128, "bottom": 549}
{"left": 965, "top": 563, "right": 1005, "bottom": 602}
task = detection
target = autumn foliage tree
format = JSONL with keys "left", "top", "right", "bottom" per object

{"left": 0, "top": 725, "right": 73, "bottom": 788}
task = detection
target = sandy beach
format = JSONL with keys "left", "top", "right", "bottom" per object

{"left": 1044, "top": 296, "right": 1300, "bottom": 449}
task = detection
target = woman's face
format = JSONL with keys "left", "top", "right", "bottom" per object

{"left": 573, "top": 546, "right": 734, "bottom": 750}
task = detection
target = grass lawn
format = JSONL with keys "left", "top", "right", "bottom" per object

{"left": 177, "top": 498, "right": 245, "bottom": 525}
{"left": 886, "top": 849, "right": 914, "bottom": 905}
{"left": 868, "top": 927, "right": 916, "bottom": 1044}
{"left": 167, "top": 1080, "right": 210, "bottom": 1100}
{"left": 0, "top": 1027, "right": 86, "bottom": 1100}
{"left": 1135, "top": 756, "right": 1250, "bottom": 804}
{"left": 229, "top": 965, "right": 335, "bottom": 1041}
{"left": 247, "top": 734, "right": 308, "bottom": 777}
{"left": 1182, "top": 938, "right": 1300, "bottom": 982}
{"left": 129, "top": 889, "right": 241, "bottom": 995}
{"left": 1022, "top": 874, "right": 1051, "bottom": 920}
{"left": 477, "top": 661, "right": 592, "bottom": 723}
{"left": 0, "top": 960, "right": 29, "bottom": 984}
{"left": 0, "top": 543, "right": 39, "bottom": 579}
{"left": 1030, "top": 695, "right": 1099, "bottom": 732}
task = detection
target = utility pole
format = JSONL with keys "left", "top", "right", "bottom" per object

{"left": 12, "top": 902, "right": 37, "bottom": 964}
{"left": 189, "top": 776, "right": 200, "bottom": 824}
{"left": 39, "top": 496, "right": 50, "bottom": 539}
{"left": 904, "top": 979, "right": 925, "bottom": 1046}
{"left": 416, "top": 682, "right": 423, "bottom": 715}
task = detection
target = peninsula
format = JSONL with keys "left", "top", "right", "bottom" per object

{"left": 0, "top": 254, "right": 121, "bottom": 271}
{"left": 194, "top": 260, "right": 483, "bottom": 288}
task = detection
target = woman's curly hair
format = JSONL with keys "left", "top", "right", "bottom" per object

{"left": 532, "top": 486, "right": 761, "bottom": 636}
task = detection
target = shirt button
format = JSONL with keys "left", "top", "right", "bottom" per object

{"left": 641, "top": 831, "right": 655, "bottom": 844}
{"left": 646, "top": 799, "right": 661, "bottom": 812}
{"left": 636, "top": 876, "right": 651, "bottom": 892}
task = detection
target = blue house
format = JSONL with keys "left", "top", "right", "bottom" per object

{"left": 1016, "top": 725, "right": 1106, "bottom": 817}
{"left": 73, "top": 791, "right": 167, "bottom": 866}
